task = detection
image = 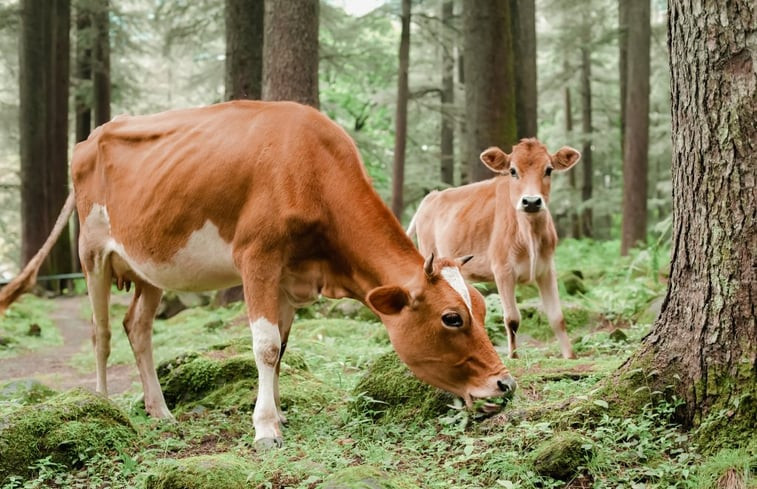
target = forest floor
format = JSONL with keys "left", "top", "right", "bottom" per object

{"left": 0, "top": 295, "right": 138, "bottom": 394}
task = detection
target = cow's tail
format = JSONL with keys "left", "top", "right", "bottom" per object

{"left": 0, "top": 192, "right": 77, "bottom": 314}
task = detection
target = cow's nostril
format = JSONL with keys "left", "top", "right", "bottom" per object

{"left": 534, "top": 197, "right": 542, "bottom": 207}
{"left": 497, "top": 377, "right": 517, "bottom": 394}
{"left": 521, "top": 197, "right": 529, "bottom": 207}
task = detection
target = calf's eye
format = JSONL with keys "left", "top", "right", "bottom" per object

{"left": 509, "top": 168, "right": 518, "bottom": 178}
{"left": 545, "top": 167, "right": 553, "bottom": 177}
{"left": 442, "top": 313, "right": 464, "bottom": 328}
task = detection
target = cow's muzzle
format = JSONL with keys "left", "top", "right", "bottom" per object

{"left": 521, "top": 196, "right": 543, "bottom": 213}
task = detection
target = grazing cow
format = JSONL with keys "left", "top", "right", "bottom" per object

{"left": 0, "top": 101, "right": 515, "bottom": 448}
{"left": 407, "top": 139, "right": 580, "bottom": 359}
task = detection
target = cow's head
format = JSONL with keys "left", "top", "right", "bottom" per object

{"left": 366, "top": 254, "right": 515, "bottom": 406}
{"left": 480, "top": 139, "right": 580, "bottom": 214}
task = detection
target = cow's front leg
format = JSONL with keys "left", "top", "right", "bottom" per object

{"left": 536, "top": 263, "right": 576, "bottom": 359}
{"left": 241, "top": 258, "right": 284, "bottom": 449}
{"left": 493, "top": 265, "right": 520, "bottom": 359}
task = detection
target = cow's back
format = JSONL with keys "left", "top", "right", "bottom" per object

{"left": 72, "top": 101, "right": 371, "bottom": 290}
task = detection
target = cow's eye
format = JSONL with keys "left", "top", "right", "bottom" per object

{"left": 545, "top": 167, "right": 553, "bottom": 177}
{"left": 509, "top": 167, "right": 518, "bottom": 178}
{"left": 442, "top": 312, "right": 464, "bottom": 328}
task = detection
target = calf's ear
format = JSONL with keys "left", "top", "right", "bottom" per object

{"left": 366, "top": 285, "right": 410, "bottom": 316}
{"left": 479, "top": 147, "right": 510, "bottom": 172}
{"left": 552, "top": 146, "right": 581, "bottom": 171}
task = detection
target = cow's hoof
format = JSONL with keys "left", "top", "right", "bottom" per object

{"left": 255, "top": 437, "right": 283, "bottom": 451}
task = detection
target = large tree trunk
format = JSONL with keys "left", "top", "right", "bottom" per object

{"left": 579, "top": 46, "right": 593, "bottom": 237}
{"left": 390, "top": 0, "right": 411, "bottom": 219}
{"left": 615, "top": 0, "right": 756, "bottom": 446}
{"left": 510, "top": 0, "right": 537, "bottom": 139}
{"left": 225, "top": 0, "right": 263, "bottom": 100}
{"left": 620, "top": 0, "right": 650, "bottom": 255}
{"left": 92, "top": 0, "right": 109, "bottom": 126}
{"left": 462, "top": 0, "right": 517, "bottom": 182}
{"left": 439, "top": 0, "right": 455, "bottom": 186}
{"left": 262, "top": 0, "right": 319, "bottom": 108}
{"left": 19, "top": 0, "right": 73, "bottom": 284}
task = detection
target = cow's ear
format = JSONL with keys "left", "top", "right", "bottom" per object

{"left": 366, "top": 285, "right": 409, "bottom": 316}
{"left": 552, "top": 146, "right": 581, "bottom": 171}
{"left": 479, "top": 147, "right": 510, "bottom": 172}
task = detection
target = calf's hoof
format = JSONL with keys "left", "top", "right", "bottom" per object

{"left": 255, "top": 437, "right": 283, "bottom": 451}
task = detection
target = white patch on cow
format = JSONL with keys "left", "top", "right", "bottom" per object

{"left": 84, "top": 204, "right": 240, "bottom": 291}
{"left": 251, "top": 317, "right": 282, "bottom": 441}
{"left": 440, "top": 266, "right": 472, "bottom": 312}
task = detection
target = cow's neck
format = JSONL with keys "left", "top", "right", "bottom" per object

{"left": 326, "top": 194, "right": 423, "bottom": 302}
{"left": 515, "top": 212, "right": 556, "bottom": 282}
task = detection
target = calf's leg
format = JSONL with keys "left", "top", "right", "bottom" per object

{"left": 86, "top": 265, "right": 112, "bottom": 395}
{"left": 536, "top": 265, "right": 576, "bottom": 359}
{"left": 494, "top": 265, "right": 521, "bottom": 359}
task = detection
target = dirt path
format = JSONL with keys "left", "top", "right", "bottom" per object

{"left": 0, "top": 295, "right": 139, "bottom": 395}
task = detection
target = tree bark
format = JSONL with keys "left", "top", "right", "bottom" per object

{"left": 579, "top": 46, "right": 593, "bottom": 237}
{"left": 439, "top": 0, "right": 455, "bottom": 186}
{"left": 620, "top": 0, "right": 650, "bottom": 255}
{"left": 262, "top": 0, "right": 319, "bottom": 108}
{"left": 463, "top": 0, "right": 517, "bottom": 182}
{"left": 225, "top": 0, "right": 263, "bottom": 100}
{"left": 565, "top": 82, "right": 581, "bottom": 239}
{"left": 391, "top": 0, "right": 411, "bottom": 219}
{"left": 92, "top": 0, "right": 109, "bottom": 126}
{"left": 615, "top": 0, "right": 756, "bottom": 445}
{"left": 510, "top": 0, "right": 537, "bottom": 139}
{"left": 19, "top": 0, "right": 73, "bottom": 283}
{"left": 618, "top": 0, "right": 628, "bottom": 157}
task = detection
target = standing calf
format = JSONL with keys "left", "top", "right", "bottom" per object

{"left": 408, "top": 139, "right": 580, "bottom": 359}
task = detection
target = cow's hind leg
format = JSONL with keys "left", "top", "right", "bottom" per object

{"left": 86, "top": 265, "right": 113, "bottom": 395}
{"left": 537, "top": 265, "right": 576, "bottom": 359}
{"left": 122, "top": 281, "right": 173, "bottom": 418}
{"left": 494, "top": 266, "right": 520, "bottom": 359}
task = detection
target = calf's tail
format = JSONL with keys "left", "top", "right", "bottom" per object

{"left": 0, "top": 192, "right": 77, "bottom": 314}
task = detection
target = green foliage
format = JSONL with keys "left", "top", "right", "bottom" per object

{"left": 0, "top": 295, "right": 59, "bottom": 358}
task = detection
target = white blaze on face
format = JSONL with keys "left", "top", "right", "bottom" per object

{"left": 440, "top": 266, "right": 472, "bottom": 312}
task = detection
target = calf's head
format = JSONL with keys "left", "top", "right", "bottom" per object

{"left": 480, "top": 139, "right": 580, "bottom": 214}
{"left": 366, "top": 255, "right": 515, "bottom": 405}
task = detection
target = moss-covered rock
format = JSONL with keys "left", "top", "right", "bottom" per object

{"left": 156, "top": 337, "right": 329, "bottom": 415}
{"left": 529, "top": 431, "right": 593, "bottom": 481}
{"left": 0, "top": 379, "right": 57, "bottom": 404}
{"left": 0, "top": 387, "right": 136, "bottom": 484}
{"left": 144, "top": 454, "right": 253, "bottom": 489}
{"left": 350, "top": 351, "right": 454, "bottom": 421}
{"left": 317, "top": 465, "right": 420, "bottom": 489}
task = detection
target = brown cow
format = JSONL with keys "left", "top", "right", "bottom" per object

{"left": 407, "top": 139, "right": 580, "bottom": 359}
{"left": 0, "top": 101, "right": 515, "bottom": 448}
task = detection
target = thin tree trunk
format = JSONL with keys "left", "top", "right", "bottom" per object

{"left": 19, "top": 0, "right": 73, "bottom": 286}
{"left": 262, "top": 0, "right": 319, "bottom": 108}
{"left": 579, "top": 46, "right": 593, "bottom": 237}
{"left": 391, "top": 0, "right": 411, "bottom": 219}
{"left": 439, "top": 0, "right": 455, "bottom": 186}
{"left": 92, "top": 0, "right": 109, "bottom": 126}
{"left": 618, "top": 0, "right": 628, "bottom": 157}
{"left": 614, "top": 0, "right": 755, "bottom": 446}
{"left": 510, "top": 0, "right": 537, "bottom": 139}
{"left": 463, "top": 0, "right": 517, "bottom": 182}
{"left": 620, "top": 0, "right": 650, "bottom": 255}
{"left": 225, "top": 0, "right": 263, "bottom": 100}
{"left": 565, "top": 83, "right": 581, "bottom": 239}
{"left": 75, "top": 4, "right": 91, "bottom": 143}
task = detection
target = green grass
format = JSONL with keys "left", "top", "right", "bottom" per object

{"left": 2, "top": 239, "right": 754, "bottom": 488}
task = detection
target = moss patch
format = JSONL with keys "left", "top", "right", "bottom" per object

{"left": 0, "top": 387, "right": 136, "bottom": 484}
{"left": 350, "top": 351, "right": 454, "bottom": 421}
{"left": 0, "top": 379, "right": 57, "bottom": 404}
{"left": 144, "top": 454, "right": 253, "bottom": 489}
{"left": 529, "top": 431, "right": 593, "bottom": 481}
{"left": 317, "top": 465, "right": 420, "bottom": 489}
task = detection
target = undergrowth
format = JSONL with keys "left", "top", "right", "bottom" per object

{"left": 2, "top": 239, "right": 754, "bottom": 488}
